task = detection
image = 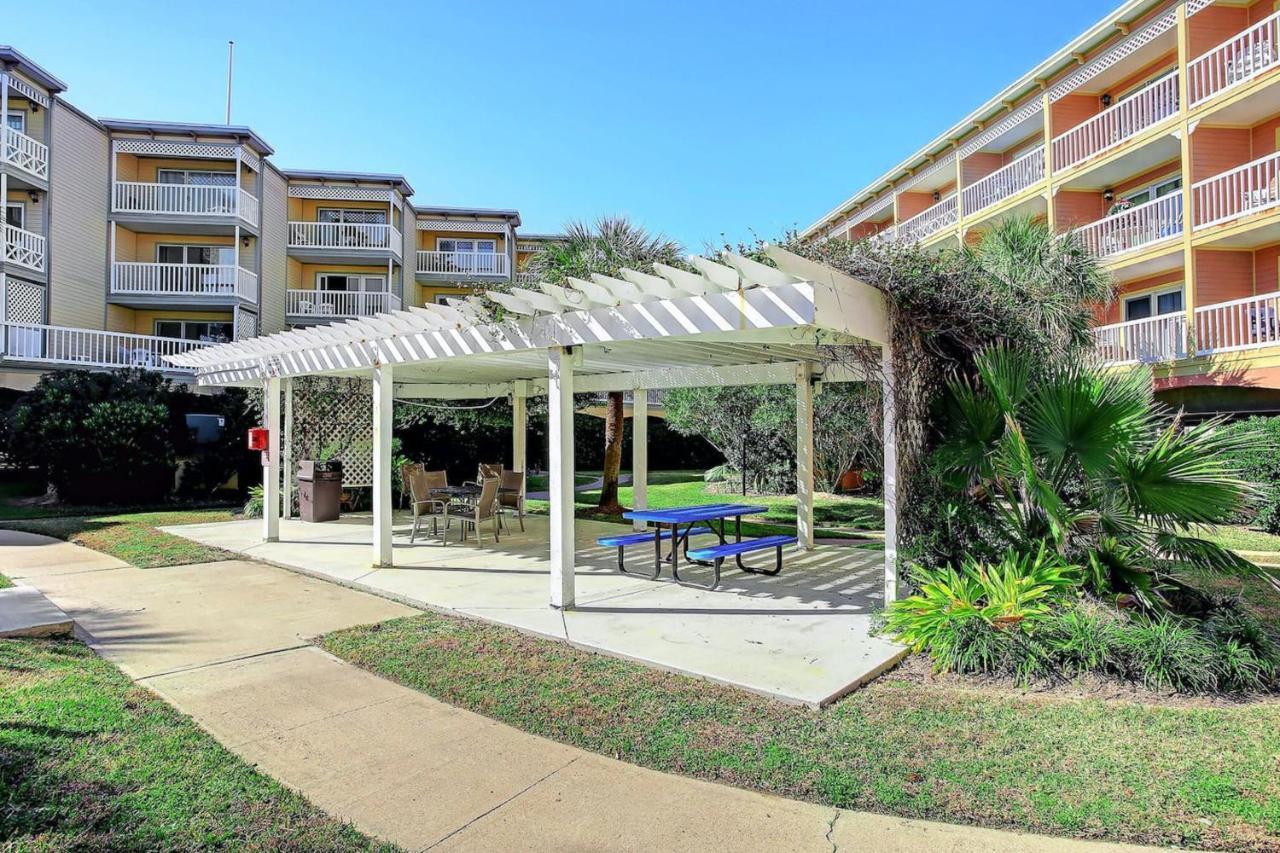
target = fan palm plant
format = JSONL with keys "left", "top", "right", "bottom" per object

{"left": 527, "top": 217, "right": 684, "bottom": 513}
{"left": 936, "top": 345, "right": 1259, "bottom": 607}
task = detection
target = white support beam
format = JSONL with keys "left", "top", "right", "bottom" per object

{"left": 548, "top": 346, "right": 576, "bottom": 609}
{"left": 795, "top": 363, "right": 815, "bottom": 550}
{"left": 632, "top": 389, "right": 649, "bottom": 531}
{"left": 281, "top": 377, "right": 293, "bottom": 519}
{"left": 372, "top": 363, "right": 394, "bottom": 567}
{"left": 881, "top": 345, "right": 899, "bottom": 602}
{"left": 262, "top": 377, "right": 281, "bottom": 542}
{"left": 512, "top": 379, "right": 528, "bottom": 476}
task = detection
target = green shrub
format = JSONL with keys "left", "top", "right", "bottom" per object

{"left": 1219, "top": 416, "right": 1280, "bottom": 532}
{"left": 242, "top": 484, "right": 264, "bottom": 518}
{"left": 1039, "top": 600, "right": 1125, "bottom": 676}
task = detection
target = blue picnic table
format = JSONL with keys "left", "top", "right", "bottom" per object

{"left": 609, "top": 503, "right": 796, "bottom": 590}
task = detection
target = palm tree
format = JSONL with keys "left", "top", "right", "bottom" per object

{"left": 936, "top": 345, "right": 1259, "bottom": 606}
{"left": 527, "top": 217, "right": 684, "bottom": 514}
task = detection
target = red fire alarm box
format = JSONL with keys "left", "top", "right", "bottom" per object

{"left": 247, "top": 427, "right": 269, "bottom": 451}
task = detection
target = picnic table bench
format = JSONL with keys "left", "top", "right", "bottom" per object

{"left": 611, "top": 503, "right": 797, "bottom": 590}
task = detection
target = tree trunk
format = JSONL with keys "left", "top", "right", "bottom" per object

{"left": 597, "top": 391, "right": 626, "bottom": 514}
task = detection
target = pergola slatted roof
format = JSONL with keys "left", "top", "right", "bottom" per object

{"left": 179, "top": 246, "right": 899, "bottom": 611}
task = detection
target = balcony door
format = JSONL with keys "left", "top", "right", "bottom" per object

{"left": 154, "top": 319, "right": 233, "bottom": 344}
{"left": 316, "top": 274, "right": 386, "bottom": 315}
{"left": 317, "top": 208, "right": 386, "bottom": 247}
{"left": 438, "top": 238, "right": 497, "bottom": 274}
{"left": 1124, "top": 287, "right": 1183, "bottom": 322}
{"left": 4, "top": 110, "right": 24, "bottom": 134}
{"left": 156, "top": 244, "right": 237, "bottom": 293}
{"left": 5, "top": 203, "right": 23, "bottom": 229}
{"left": 156, "top": 169, "right": 235, "bottom": 186}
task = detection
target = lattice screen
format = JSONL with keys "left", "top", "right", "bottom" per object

{"left": 6, "top": 279, "right": 45, "bottom": 323}
{"left": 234, "top": 308, "right": 258, "bottom": 341}
{"left": 288, "top": 376, "right": 374, "bottom": 488}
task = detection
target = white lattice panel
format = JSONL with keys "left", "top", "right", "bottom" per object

{"left": 3, "top": 72, "right": 50, "bottom": 109}
{"left": 5, "top": 278, "right": 44, "bottom": 323}
{"left": 958, "top": 97, "right": 1045, "bottom": 158}
{"left": 832, "top": 193, "right": 894, "bottom": 236}
{"left": 113, "top": 139, "right": 238, "bottom": 161}
{"left": 237, "top": 148, "right": 262, "bottom": 173}
{"left": 235, "top": 308, "right": 258, "bottom": 341}
{"left": 1049, "top": 9, "right": 1177, "bottom": 102}
{"left": 416, "top": 219, "right": 507, "bottom": 233}
{"left": 1187, "top": 0, "right": 1212, "bottom": 16}
{"left": 897, "top": 152, "right": 956, "bottom": 193}
{"left": 288, "top": 185, "right": 393, "bottom": 202}
{"left": 290, "top": 377, "right": 373, "bottom": 488}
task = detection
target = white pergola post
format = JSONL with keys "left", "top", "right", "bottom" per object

{"left": 881, "top": 345, "right": 899, "bottom": 601}
{"left": 281, "top": 377, "right": 293, "bottom": 519}
{"left": 795, "top": 363, "right": 815, "bottom": 550}
{"left": 631, "top": 389, "right": 648, "bottom": 531}
{"left": 548, "top": 346, "right": 576, "bottom": 609}
{"left": 262, "top": 376, "right": 281, "bottom": 542}
{"left": 512, "top": 379, "right": 528, "bottom": 476}
{"left": 372, "top": 363, "right": 394, "bottom": 567}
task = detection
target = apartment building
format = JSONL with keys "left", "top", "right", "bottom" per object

{"left": 0, "top": 46, "right": 560, "bottom": 391}
{"left": 805, "top": 0, "right": 1280, "bottom": 414}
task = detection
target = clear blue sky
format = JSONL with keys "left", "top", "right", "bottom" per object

{"left": 12, "top": 0, "right": 1119, "bottom": 250}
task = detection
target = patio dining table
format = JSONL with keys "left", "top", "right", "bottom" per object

{"left": 621, "top": 503, "right": 771, "bottom": 588}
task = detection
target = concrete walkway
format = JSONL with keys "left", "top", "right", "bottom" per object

{"left": 0, "top": 529, "right": 1153, "bottom": 852}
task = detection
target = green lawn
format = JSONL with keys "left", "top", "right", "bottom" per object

{"left": 0, "top": 510, "right": 238, "bottom": 569}
{"left": 526, "top": 470, "right": 883, "bottom": 539}
{"left": 0, "top": 637, "right": 392, "bottom": 850}
{"left": 323, "top": 612, "right": 1280, "bottom": 852}
{"left": 1207, "top": 524, "right": 1280, "bottom": 558}
{"left": 0, "top": 573, "right": 11, "bottom": 590}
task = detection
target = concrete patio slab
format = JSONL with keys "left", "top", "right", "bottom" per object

{"left": 0, "top": 585, "right": 74, "bottom": 638}
{"left": 164, "top": 514, "right": 906, "bottom": 705}
{"left": 0, "top": 529, "right": 130, "bottom": 578}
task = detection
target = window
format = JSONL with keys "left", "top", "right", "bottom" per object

{"left": 437, "top": 238, "right": 495, "bottom": 254}
{"left": 317, "top": 208, "right": 386, "bottom": 225}
{"left": 317, "top": 273, "right": 385, "bottom": 292}
{"left": 156, "top": 244, "right": 235, "bottom": 265}
{"left": 156, "top": 169, "right": 235, "bottom": 186}
{"left": 1124, "top": 287, "right": 1183, "bottom": 322}
{"left": 1122, "top": 176, "right": 1182, "bottom": 209}
{"left": 4, "top": 110, "right": 25, "bottom": 134}
{"left": 154, "top": 320, "right": 233, "bottom": 342}
{"left": 5, "top": 203, "right": 23, "bottom": 229}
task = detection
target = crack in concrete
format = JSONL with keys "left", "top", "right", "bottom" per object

{"left": 134, "top": 642, "right": 313, "bottom": 682}
{"left": 421, "top": 755, "right": 581, "bottom": 851}
{"left": 826, "top": 808, "right": 841, "bottom": 853}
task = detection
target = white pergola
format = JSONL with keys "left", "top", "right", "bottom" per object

{"left": 168, "top": 246, "right": 900, "bottom": 606}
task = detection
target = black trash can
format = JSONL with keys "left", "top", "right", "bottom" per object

{"left": 297, "top": 460, "right": 342, "bottom": 523}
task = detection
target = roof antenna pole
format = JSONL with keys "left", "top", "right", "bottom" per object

{"left": 225, "top": 40, "right": 234, "bottom": 124}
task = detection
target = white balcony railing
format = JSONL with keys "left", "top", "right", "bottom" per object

{"left": 2, "top": 126, "right": 49, "bottom": 180}
{"left": 287, "top": 221, "right": 401, "bottom": 252}
{"left": 897, "top": 196, "right": 958, "bottom": 243}
{"left": 1052, "top": 72, "right": 1179, "bottom": 171}
{"left": 112, "top": 181, "right": 259, "bottom": 224}
{"left": 1188, "top": 9, "right": 1280, "bottom": 105}
{"left": 1194, "top": 292, "right": 1280, "bottom": 356}
{"left": 2, "top": 223, "right": 46, "bottom": 273}
{"left": 111, "top": 262, "right": 257, "bottom": 302}
{"left": 1093, "top": 313, "right": 1188, "bottom": 364}
{"left": 514, "top": 271, "right": 540, "bottom": 286}
{"left": 1075, "top": 194, "right": 1184, "bottom": 259}
{"left": 1192, "top": 150, "right": 1280, "bottom": 228}
{"left": 416, "top": 250, "right": 510, "bottom": 277}
{"left": 285, "top": 289, "right": 402, "bottom": 319}
{"left": 961, "top": 146, "right": 1045, "bottom": 216}
{"left": 0, "top": 321, "right": 207, "bottom": 372}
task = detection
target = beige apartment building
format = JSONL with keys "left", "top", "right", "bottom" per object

{"left": 806, "top": 0, "right": 1280, "bottom": 414}
{"left": 0, "top": 46, "right": 557, "bottom": 391}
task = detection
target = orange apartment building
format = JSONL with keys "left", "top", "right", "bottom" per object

{"left": 804, "top": 0, "right": 1280, "bottom": 414}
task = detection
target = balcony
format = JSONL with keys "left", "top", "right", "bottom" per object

{"left": 1075, "top": 195, "right": 1183, "bottom": 259}
{"left": 897, "top": 196, "right": 958, "bottom": 243}
{"left": 285, "top": 289, "right": 402, "bottom": 320}
{"left": 1194, "top": 292, "right": 1280, "bottom": 356}
{"left": 1052, "top": 72, "right": 1179, "bottom": 172}
{"left": 112, "top": 182, "right": 259, "bottom": 226}
{"left": 110, "top": 262, "right": 257, "bottom": 303}
{"left": 1093, "top": 313, "right": 1187, "bottom": 365}
{"left": 0, "top": 321, "right": 206, "bottom": 373}
{"left": 2, "top": 126, "right": 48, "bottom": 182}
{"left": 416, "top": 250, "right": 509, "bottom": 278}
{"left": 2, "top": 223, "right": 46, "bottom": 274}
{"left": 1192, "top": 150, "right": 1280, "bottom": 230}
{"left": 961, "top": 146, "right": 1045, "bottom": 217}
{"left": 1188, "top": 10, "right": 1280, "bottom": 107}
{"left": 287, "top": 222, "right": 402, "bottom": 255}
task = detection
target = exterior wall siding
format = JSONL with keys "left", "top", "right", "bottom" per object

{"left": 259, "top": 165, "right": 289, "bottom": 334}
{"left": 47, "top": 101, "right": 109, "bottom": 329}
{"left": 1196, "top": 249, "right": 1254, "bottom": 306}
